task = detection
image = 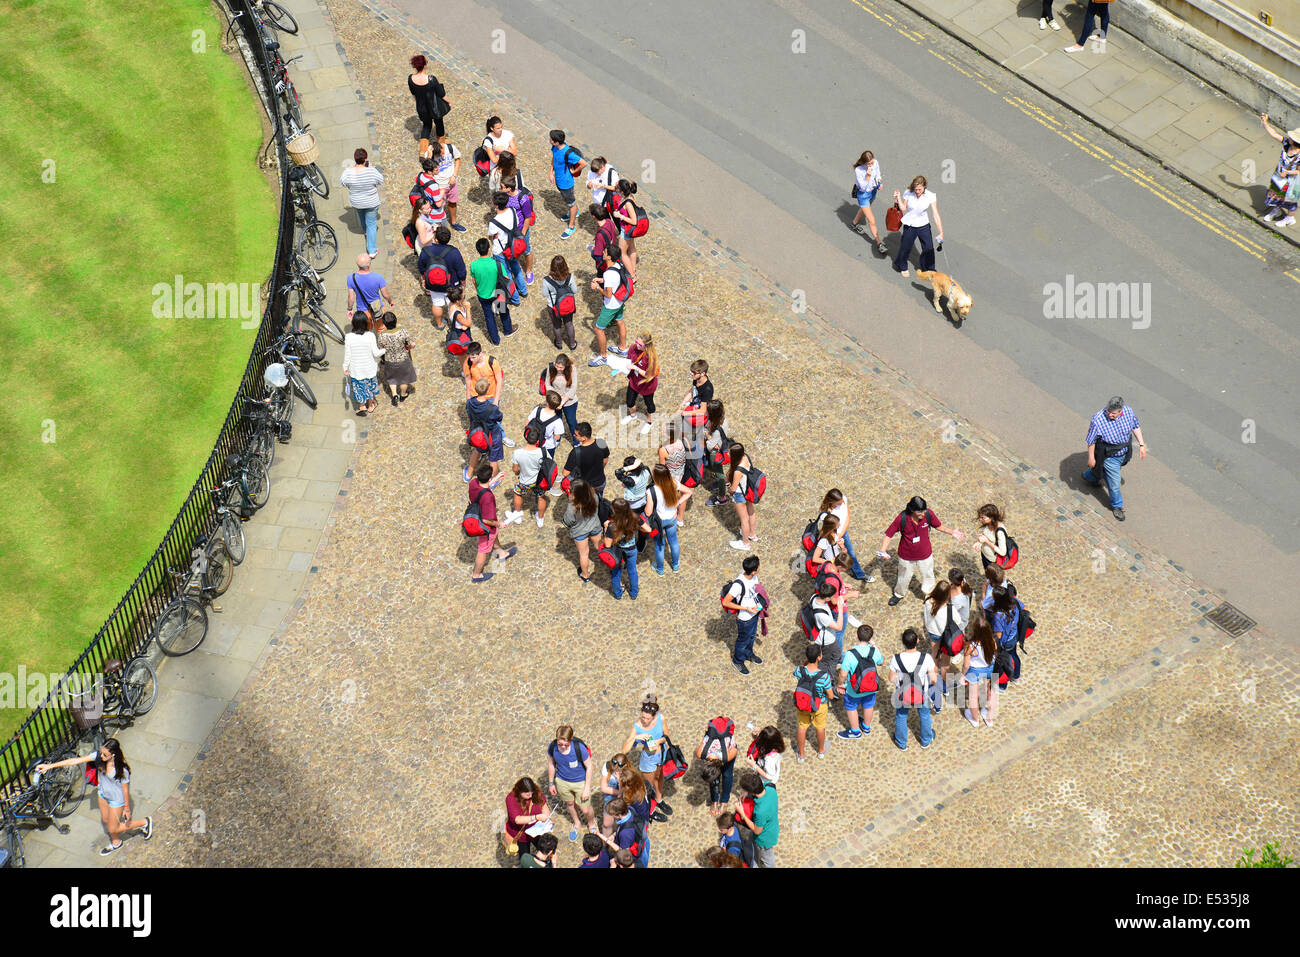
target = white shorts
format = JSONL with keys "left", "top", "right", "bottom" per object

{"left": 430, "top": 292, "right": 449, "bottom": 307}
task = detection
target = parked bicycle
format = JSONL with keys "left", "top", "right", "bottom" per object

{"left": 281, "top": 108, "right": 329, "bottom": 200}
{"left": 1, "top": 753, "right": 84, "bottom": 866}
{"left": 265, "top": 336, "right": 319, "bottom": 411}
{"left": 68, "top": 656, "right": 159, "bottom": 741}
{"left": 288, "top": 165, "right": 339, "bottom": 273}
{"left": 254, "top": 0, "right": 298, "bottom": 35}
{"left": 281, "top": 253, "right": 343, "bottom": 344}
{"left": 147, "top": 534, "right": 233, "bottom": 657}
{"left": 239, "top": 394, "right": 290, "bottom": 471}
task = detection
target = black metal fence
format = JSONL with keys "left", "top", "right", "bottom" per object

{"left": 0, "top": 0, "right": 294, "bottom": 791}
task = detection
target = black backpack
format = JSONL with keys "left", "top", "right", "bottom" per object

{"left": 422, "top": 245, "right": 452, "bottom": 293}
{"left": 547, "top": 737, "right": 588, "bottom": 773}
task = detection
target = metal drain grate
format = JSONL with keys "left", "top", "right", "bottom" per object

{"left": 1205, "top": 602, "right": 1256, "bottom": 637}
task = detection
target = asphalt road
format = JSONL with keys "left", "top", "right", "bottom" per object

{"left": 396, "top": 0, "right": 1300, "bottom": 635}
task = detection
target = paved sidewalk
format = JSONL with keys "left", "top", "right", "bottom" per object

{"left": 22, "top": 0, "right": 377, "bottom": 868}
{"left": 883, "top": 0, "right": 1297, "bottom": 242}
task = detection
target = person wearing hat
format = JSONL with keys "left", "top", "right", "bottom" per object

{"left": 1083, "top": 396, "right": 1147, "bottom": 521}
{"left": 1260, "top": 114, "right": 1300, "bottom": 227}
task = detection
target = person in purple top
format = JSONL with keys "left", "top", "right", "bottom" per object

{"left": 503, "top": 176, "right": 536, "bottom": 285}
{"left": 1082, "top": 395, "right": 1147, "bottom": 521}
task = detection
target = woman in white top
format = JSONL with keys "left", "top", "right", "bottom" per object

{"left": 342, "top": 313, "right": 386, "bottom": 415}
{"left": 409, "top": 197, "right": 436, "bottom": 254}
{"left": 923, "top": 580, "right": 962, "bottom": 710}
{"left": 961, "top": 606, "right": 999, "bottom": 728}
{"left": 746, "top": 725, "right": 785, "bottom": 789}
{"left": 850, "top": 150, "right": 887, "bottom": 254}
{"left": 891, "top": 174, "right": 944, "bottom": 278}
{"left": 810, "top": 513, "right": 841, "bottom": 571}
{"left": 483, "top": 115, "right": 516, "bottom": 193}
{"left": 542, "top": 353, "right": 578, "bottom": 443}
{"left": 586, "top": 157, "right": 619, "bottom": 210}
{"left": 339, "top": 148, "right": 384, "bottom": 258}
{"left": 972, "top": 503, "right": 1011, "bottom": 569}
{"left": 646, "top": 465, "right": 681, "bottom": 574}
{"left": 819, "top": 488, "right": 874, "bottom": 582}
{"left": 725, "top": 441, "right": 757, "bottom": 551}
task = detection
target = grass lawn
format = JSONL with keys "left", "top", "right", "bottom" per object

{"left": 0, "top": 0, "right": 278, "bottom": 702}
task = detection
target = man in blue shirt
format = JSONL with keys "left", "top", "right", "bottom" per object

{"left": 1082, "top": 395, "right": 1147, "bottom": 521}
{"left": 549, "top": 129, "right": 586, "bottom": 240}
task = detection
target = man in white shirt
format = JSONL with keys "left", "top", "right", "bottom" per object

{"left": 722, "top": 555, "right": 764, "bottom": 675}
{"left": 889, "top": 628, "right": 937, "bottom": 750}
{"left": 587, "top": 246, "right": 629, "bottom": 367}
{"left": 488, "top": 191, "right": 527, "bottom": 305}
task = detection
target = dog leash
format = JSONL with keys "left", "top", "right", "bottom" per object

{"left": 939, "top": 241, "right": 952, "bottom": 274}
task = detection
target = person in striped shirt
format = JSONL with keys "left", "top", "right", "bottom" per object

{"left": 1083, "top": 395, "right": 1147, "bottom": 521}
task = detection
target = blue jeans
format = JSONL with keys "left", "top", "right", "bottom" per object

{"left": 894, "top": 702, "right": 934, "bottom": 749}
{"left": 734, "top": 614, "right": 758, "bottom": 664}
{"left": 494, "top": 254, "right": 526, "bottom": 305}
{"left": 841, "top": 532, "right": 866, "bottom": 579}
{"left": 477, "top": 296, "right": 513, "bottom": 346}
{"left": 611, "top": 545, "right": 639, "bottom": 599}
{"left": 652, "top": 517, "right": 680, "bottom": 573}
{"left": 708, "top": 759, "right": 735, "bottom": 805}
{"left": 1083, "top": 454, "right": 1124, "bottom": 508}
{"left": 357, "top": 205, "right": 379, "bottom": 256}
{"left": 1077, "top": 0, "right": 1110, "bottom": 43}
{"left": 561, "top": 403, "right": 578, "bottom": 438}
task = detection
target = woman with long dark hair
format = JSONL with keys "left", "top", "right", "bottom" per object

{"left": 725, "top": 441, "right": 758, "bottom": 551}
{"left": 745, "top": 725, "right": 785, "bottom": 789}
{"left": 545, "top": 352, "right": 579, "bottom": 442}
{"left": 961, "top": 607, "right": 998, "bottom": 728}
{"left": 503, "top": 776, "right": 551, "bottom": 858}
{"left": 561, "top": 478, "right": 601, "bottom": 582}
{"left": 647, "top": 464, "right": 681, "bottom": 574}
{"left": 656, "top": 419, "right": 695, "bottom": 525}
{"left": 37, "top": 738, "right": 152, "bottom": 854}
{"left": 972, "top": 504, "right": 1010, "bottom": 569}
{"left": 601, "top": 498, "right": 652, "bottom": 600}
{"left": 612, "top": 179, "right": 641, "bottom": 278}
{"left": 543, "top": 256, "right": 578, "bottom": 350}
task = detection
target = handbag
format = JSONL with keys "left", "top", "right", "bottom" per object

{"left": 885, "top": 203, "right": 902, "bottom": 233}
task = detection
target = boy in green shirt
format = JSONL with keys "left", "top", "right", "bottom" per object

{"left": 518, "top": 831, "right": 558, "bottom": 868}
{"left": 469, "top": 236, "right": 513, "bottom": 345}
{"left": 734, "top": 771, "right": 778, "bottom": 868}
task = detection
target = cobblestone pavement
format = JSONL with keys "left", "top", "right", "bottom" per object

{"left": 120, "top": 0, "right": 1295, "bottom": 868}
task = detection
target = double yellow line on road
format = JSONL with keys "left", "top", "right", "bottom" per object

{"left": 847, "top": 0, "right": 1300, "bottom": 285}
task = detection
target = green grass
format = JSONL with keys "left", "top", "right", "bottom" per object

{"left": 0, "top": 0, "right": 278, "bottom": 697}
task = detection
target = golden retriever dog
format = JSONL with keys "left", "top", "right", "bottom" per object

{"left": 916, "top": 269, "right": 973, "bottom": 320}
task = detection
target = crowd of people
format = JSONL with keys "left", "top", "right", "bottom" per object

{"left": 368, "top": 56, "right": 1044, "bottom": 866}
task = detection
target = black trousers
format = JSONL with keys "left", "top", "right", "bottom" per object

{"left": 893, "top": 223, "right": 935, "bottom": 273}
{"left": 418, "top": 114, "right": 446, "bottom": 141}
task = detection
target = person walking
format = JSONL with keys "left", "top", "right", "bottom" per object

{"left": 725, "top": 441, "right": 759, "bottom": 551}
{"left": 503, "top": 776, "right": 551, "bottom": 861}
{"left": 1260, "top": 115, "right": 1300, "bottom": 226}
{"left": 588, "top": 245, "right": 630, "bottom": 366}
{"left": 465, "top": 376, "right": 505, "bottom": 484}
{"left": 792, "top": 644, "right": 834, "bottom": 762}
{"left": 612, "top": 179, "right": 642, "bottom": 278}
{"left": 961, "top": 606, "right": 999, "bottom": 728}
{"left": 971, "top": 504, "right": 1011, "bottom": 569}
{"left": 542, "top": 256, "right": 579, "bottom": 350}
{"left": 489, "top": 190, "right": 528, "bottom": 304}
{"left": 408, "top": 54, "right": 448, "bottom": 158}
{"left": 563, "top": 422, "right": 610, "bottom": 497}
{"left": 1082, "top": 395, "right": 1147, "bottom": 521}
{"left": 622, "top": 332, "right": 660, "bottom": 437}
{"left": 877, "top": 495, "right": 965, "bottom": 606}
{"left": 696, "top": 716, "right": 739, "bottom": 817}
{"left": 1039, "top": 0, "right": 1061, "bottom": 30}
{"left": 482, "top": 116, "right": 516, "bottom": 194}
{"left": 646, "top": 464, "right": 681, "bottom": 575}
{"left": 345, "top": 253, "right": 396, "bottom": 330}
{"left": 836, "top": 623, "right": 884, "bottom": 739}
{"left": 622, "top": 693, "right": 672, "bottom": 813}
{"left": 733, "top": 771, "right": 778, "bottom": 868}
{"left": 542, "top": 353, "right": 580, "bottom": 443}
{"left": 1064, "top": 0, "right": 1114, "bottom": 52}
{"left": 36, "top": 738, "right": 152, "bottom": 855}
{"left": 340, "top": 148, "right": 383, "bottom": 258}
{"left": 722, "top": 554, "right": 764, "bottom": 674}
{"left": 468, "top": 463, "right": 516, "bottom": 583}
{"left": 656, "top": 420, "right": 695, "bottom": 525}
{"left": 601, "top": 499, "right": 651, "bottom": 600}
{"left": 342, "top": 313, "right": 385, "bottom": 416}
{"left": 850, "top": 150, "right": 888, "bottom": 254}
{"left": 891, "top": 176, "right": 944, "bottom": 279}
{"left": 504, "top": 423, "right": 549, "bottom": 529}
{"left": 545, "top": 726, "right": 597, "bottom": 843}
{"left": 419, "top": 225, "right": 467, "bottom": 329}
{"left": 375, "top": 312, "right": 417, "bottom": 406}
{"left": 549, "top": 129, "right": 586, "bottom": 239}
{"left": 890, "top": 627, "right": 937, "bottom": 750}
{"left": 469, "top": 237, "right": 513, "bottom": 345}
{"left": 820, "top": 488, "right": 874, "bottom": 582}
{"left": 561, "top": 479, "right": 602, "bottom": 583}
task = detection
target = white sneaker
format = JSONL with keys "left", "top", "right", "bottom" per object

{"left": 503, "top": 437, "right": 516, "bottom": 448}
{"left": 639, "top": 422, "right": 652, "bottom": 435}
{"left": 1280, "top": 216, "right": 1296, "bottom": 227}
{"left": 728, "top": 539, "right": 750, "bottom": 550}
{"left": 535, "top": 514, "right": 545, "bottom": 528}
{"left": 1039, "top": 17, "right": 1047, "bottom": 28}
{"left": 1262, "top": 208, "right": 1280, "bottom": 221}
{"left": 847, "top": 614, "right": 862, "bottom": 628}
{"left": 621, "top": 414, "right": 637, "bottom": 425}
{"left": 1050, "top": 18, "right": 1060, "bottom": 30}
{"left": 548, "top": 486, "right": 564, "bottom": 496}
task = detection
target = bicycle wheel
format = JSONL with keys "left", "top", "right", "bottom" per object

{"left": 287, "top": 365, "right": 318, "bottom": 409}
{"left": 273, "top": 380, "right": 295, "bottom": 422}
{"left": 205, "top": 540, "right": 235, "bottom": 597}
{"left": 220, "top": 509, "right": 246, "bottom": 564}
{"left": 248, "top": 422, "right": 275, "bottom": 469}
{"left": 262, "top": 0, "right": 299, "bottom": 34}
{"left": 303, "top": 303, "right": 344, "bottom": 344}
{"left": 3, "top": 823, "right": 24, "bottom": 868}
{"left": 292, "top": 325, "right": 327, "bottom": 365}
{"left": 297, "top": 221, "right": 338, "bottom": 273}
{"left": 122, "top": 657, "right": 158, "bottom": 717}
{"left": 244, "top": 454, "right": 272, "bottom": 509}
{"left": 303, "top": 163, "right": 329, "bottom": 200}
{"left": 44, "top": 750, "right": 87, "bottom": 818}
{"left": 282, "top": 84, "right": 304, "bottom": 132}
{"left": 153, "top": 596, "right": 208, "bottom": 656}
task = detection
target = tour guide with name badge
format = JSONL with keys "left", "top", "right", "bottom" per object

{"left": 1083, "top": 395, "right": 1147, "bottom": 522}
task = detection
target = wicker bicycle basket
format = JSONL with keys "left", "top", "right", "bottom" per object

{"left": 286, "top": 132, "right": 319, "bottom": 166}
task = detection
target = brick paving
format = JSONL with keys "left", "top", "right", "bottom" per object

{"left": 107, "top": 0, "right": 1295, "bottom": 868}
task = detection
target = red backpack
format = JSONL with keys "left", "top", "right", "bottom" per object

{"left": 492, "top": 213, "right": 527, "bottom": 259}
{"left": 701, "top": 717, "right": 734, "bottom": 761}
{"left": 895, "top": 653, "right": 926, "bottom": 706}
{"left": 995, "top": 530, "right": 1020, "bottom": 570}
{"left": 792, "top": 667, "right": 824, "bottom": 713}
{"left": 472, "top": 139, "right": 492, "bottom": 176}
{"left": 445, "top": 319, "right": 472, "bottom": 356}
{"left": 610, "top": 263, "right": 635, "bottom": 303}
{"left": 847, "top": 645, "right": 879, "bottom": 695}
{"left": 465, "top": 426, "right": 490, "bottom": 451}
{"left": 620, "top": 197, "right": 650, "bottom": 238}
{"left": 544, "top": 277, "right": 577, "bottom": 321}
{"left": 535, "top": 449, "right": 559, "bottom": 491}
{"left": 796, "top": 601, "right": 821, "bottom": 641}
{"left": 461, "top": 488, "right": 492, "bottom": 536}
{"left": 423, "top": 246, "right": 452, "bottom": 293}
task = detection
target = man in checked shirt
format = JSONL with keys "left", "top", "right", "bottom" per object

{"left": 1083, "top": 395, "right": 1147, "bottom": 522}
